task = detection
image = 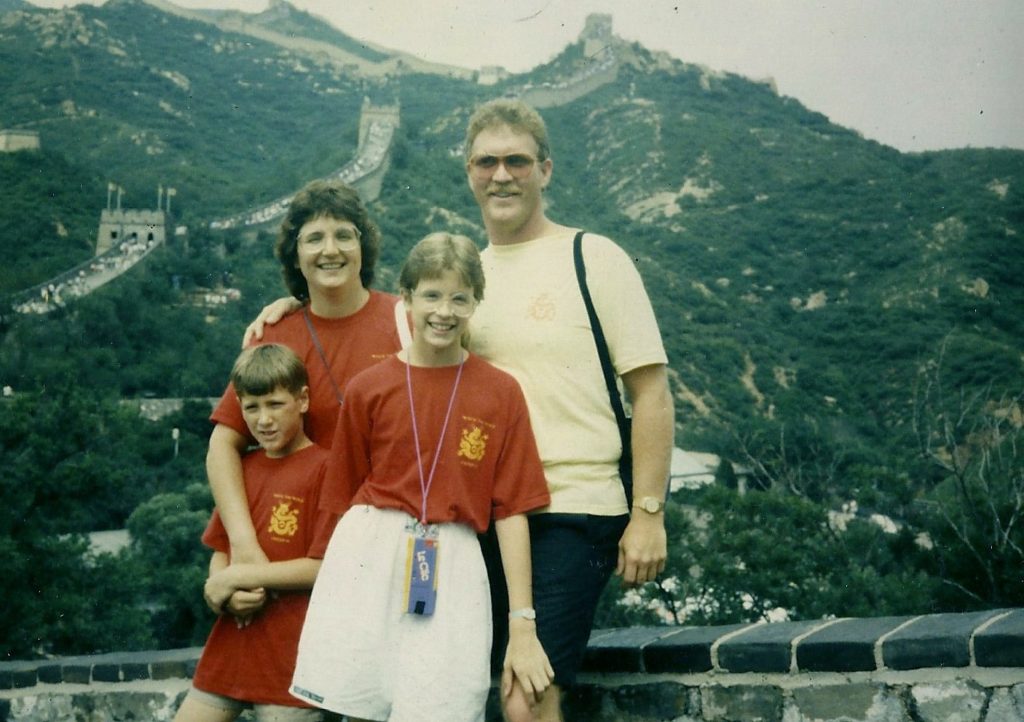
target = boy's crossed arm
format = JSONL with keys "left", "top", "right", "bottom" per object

{"left": 203, "top": 551, "right": 321, "bottom": 621}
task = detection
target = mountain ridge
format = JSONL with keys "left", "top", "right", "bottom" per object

{"left": 136, "top": 0, "right": 475, "bottom": 77}
{"left": 2, "top": 0, "right": 1021, "bottom": 487}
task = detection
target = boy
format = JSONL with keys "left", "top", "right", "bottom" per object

{"left": 175, "top": 344, "right": 336, "bottom": 722}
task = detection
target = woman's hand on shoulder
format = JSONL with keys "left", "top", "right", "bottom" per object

{"left": 242, "top": 296, "right": 303, "bottom": 347}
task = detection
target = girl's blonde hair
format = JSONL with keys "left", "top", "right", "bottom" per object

{"left": 398, "top": 232, "right": 485, "bottom": 301}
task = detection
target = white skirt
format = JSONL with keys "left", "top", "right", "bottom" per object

{"left": 291, "top": 506, "right": 491, "bottom": 722}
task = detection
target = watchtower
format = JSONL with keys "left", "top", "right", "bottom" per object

{"left": 581, "top": 14, "right": 614, "bottom": 58}
{"left": 96, "top": 185, "right": 169, "bottom": 255}
{"left": 358, "top": 97, "right": 400, "bottom": 151}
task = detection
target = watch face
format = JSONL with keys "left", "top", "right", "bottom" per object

{"left": 642, "top": 498, "right": 662, "bottom": 512}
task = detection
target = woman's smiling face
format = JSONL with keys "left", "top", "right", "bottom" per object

{"left": 294, "top": 214, "right": 363, "bottom": 298}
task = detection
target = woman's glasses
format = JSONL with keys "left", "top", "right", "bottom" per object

{"left": 298, "top": 227, "right": 361, "bottom": 252}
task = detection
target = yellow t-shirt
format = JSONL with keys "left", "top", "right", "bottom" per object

{"left": 469, "top": 230, "right": 668, "bottom": 515}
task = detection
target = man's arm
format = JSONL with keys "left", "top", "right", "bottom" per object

{"left": 205, "top": 424, "right": 267, "bottom": 565}
{"left": 494, "top": 514, "right": 554, "bottom": 702}
{"left": 617, "top": 362, "right": 674, "bottom": 585}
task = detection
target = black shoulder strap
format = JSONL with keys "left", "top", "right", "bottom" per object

{"left": 573, "top": 231, "right": 633, "bottom": 504}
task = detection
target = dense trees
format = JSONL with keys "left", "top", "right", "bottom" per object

{"left": 597, "top": 337, "right": 1023, "bottom": 628}
{"left": 0, "top": 385, "right": 212, "bottom": 657}
{"left": 0, "top": 151, "right": 100, "bottom": 294}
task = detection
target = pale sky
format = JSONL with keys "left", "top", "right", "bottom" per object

{"left": 26, "top": 0, "right": 1024, "bottom": 152}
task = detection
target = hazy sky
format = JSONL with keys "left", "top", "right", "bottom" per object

{"left": 27, "top": 0, "right": 1024, "bottom": 153}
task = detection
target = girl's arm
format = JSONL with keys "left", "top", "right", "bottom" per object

{"left": 494, "top": 514, "right": 554, "bottom": 702}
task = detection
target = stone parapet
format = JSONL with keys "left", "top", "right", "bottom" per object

{"left": 3, "top": 610, "right": 1023, "bottom": 720}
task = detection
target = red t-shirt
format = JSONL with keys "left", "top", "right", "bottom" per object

{"left": 324, "top": 354, "right": 551, "bottom": 533}
{"left": 193, "top": 444, "right": 337, "bottom": 706}
{"left": 210, "top": 291, "right": 404, "bottom": 446}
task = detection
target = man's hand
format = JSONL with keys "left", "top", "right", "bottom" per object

{"left": 242, "top": 296, "right": 303, "bottom": 347}
{"left": 615, "top": 512, "right": 667, "bottom": 585}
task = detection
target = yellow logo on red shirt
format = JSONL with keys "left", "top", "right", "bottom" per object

{"left": 269, "top": 502, "right": 299, "bottom": 537}
{"left": 458, "top": 426, "right": 489, "bottom": 462}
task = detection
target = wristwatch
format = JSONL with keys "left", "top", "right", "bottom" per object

{"left": 509, "top": 608, "right": 537, "bottom": 621}
{"left": 637, "top": 496, "right": 665, "bottom": 514}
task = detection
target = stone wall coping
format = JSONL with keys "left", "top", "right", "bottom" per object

{"left": 2, "top": 610, "right": 1021, "bottom": 692}
{"left": 0, "top": 648, "right": 202, "bottom": 691}
{"left": 582, "top": 609, "right": 1023, "bottom": 676}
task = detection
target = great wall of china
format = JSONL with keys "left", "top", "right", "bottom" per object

{"left": 4, "top": 14, "right": 1024, "bottom": 720}
{"left": 5, "top": 15, "right": 622, "bottom": 316}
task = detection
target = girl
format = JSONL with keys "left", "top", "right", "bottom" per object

{"left": 290, "top": 232, "right": 552, "bottom": 721}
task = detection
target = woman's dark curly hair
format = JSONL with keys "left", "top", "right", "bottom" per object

{"left": 274, "top": 179, "right": 380, "bottom": 301}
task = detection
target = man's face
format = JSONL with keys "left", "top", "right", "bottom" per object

{"left": 466, "top": 124, "right": 552, "bottom": 237}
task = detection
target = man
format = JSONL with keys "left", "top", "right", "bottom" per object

{"left": 464, "top": 98, "right": 674, "bottom": 722}
{"left": 242, "top": 98, "right": 674, "bottom": 722}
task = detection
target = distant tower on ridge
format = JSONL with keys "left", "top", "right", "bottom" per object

{"left": 95, "top": 184, "right": 169, "bottom": 255}
{"left": 581, "top": 14, "right": 614, "bottom": 58}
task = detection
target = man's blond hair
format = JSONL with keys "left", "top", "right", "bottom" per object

{"left": 464, "top": 98, "right": 551, "bottom": 162}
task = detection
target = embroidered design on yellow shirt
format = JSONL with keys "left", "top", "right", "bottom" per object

{"left": 527, "top": 293, "right": 556, "bottom": 321}
{"left": 269, "top": 502, "right": 300, "bottom": 537}
{"left": 458, "top": 426, "right": 489, "bottom": 462}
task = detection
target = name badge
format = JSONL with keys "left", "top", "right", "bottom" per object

{"left": 404, "top": 535, "right": 439, "bottom": 616}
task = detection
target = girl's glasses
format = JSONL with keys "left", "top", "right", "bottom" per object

{"left": 412, "top": 291, "right": 477, "bottom": 317}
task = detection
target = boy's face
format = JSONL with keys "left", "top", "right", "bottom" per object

{"left": 238, "top": 385, "right": 309, "bottom": 458}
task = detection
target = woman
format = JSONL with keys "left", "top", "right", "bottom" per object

{"left": 206, "top": 178, "right": 406, "bottom": 570}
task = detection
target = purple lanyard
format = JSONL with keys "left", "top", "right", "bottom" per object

{"left": 405, "top": 356, "right": 466, "bottom": 524}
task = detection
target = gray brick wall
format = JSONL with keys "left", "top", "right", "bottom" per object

{"left": 3, "top": 611, "right": 1023, "bottom": 721}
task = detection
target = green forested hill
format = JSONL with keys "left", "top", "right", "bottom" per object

{"left": 0, "top": 0, "right": 368, "bottom": 221}
{"left": 1, "top": 0, "right": 1022, "bottom": 655}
